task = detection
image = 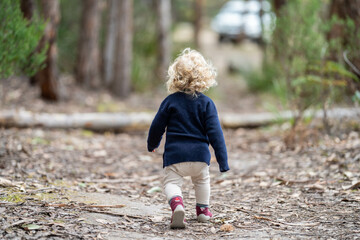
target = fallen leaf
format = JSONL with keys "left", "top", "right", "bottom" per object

{"left": 342, "top": 181, "right": 360, "bottom": 190}
{"left": 220, "top": 223, "right": 234, "bottom": 232}
{"left": 151, "top": 216, "right": 164, "bottom": 223}
{"left": 0, "top": 177, "right": 16, "bottom": 187}
{"left": 22, "top": 224, "right": 41, "bottom": 230}
{"left": 96, "top": 218, "right": 111, "bottom": 224}
{"left": 93, "top": 150, "right": 107, "bottom": 158}
{"left": 304, "top": 184, "right": 325, "bottom": 191}
{"left": 259, "top": 181, "right": 270, "bottom": 187}
{"left": 147, "top": 186, "right": 162, "bottom": 194}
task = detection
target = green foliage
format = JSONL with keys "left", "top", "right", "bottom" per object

{"left": 242, "top": 61, "right": 280, "bottom": 93}
{"left": 1, "top": 193, "right": 25, "bottom": 203}
{"left": 352, "top": 90, "right": 360, "bottom": 104}
{"left": 263, "top": 0, "right": 357, "bottom": 125}
{"left": 0, "top": 0, "right": 46, "bottom": 79}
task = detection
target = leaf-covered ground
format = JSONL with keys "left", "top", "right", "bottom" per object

{"left": 1, "top": 121, "right": 360, "bottom": 239}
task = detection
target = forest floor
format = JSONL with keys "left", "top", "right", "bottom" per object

{"left": 1, "top": 28, "right": 360, "bottom": 239}
{"left": 1, "top": 119, "right": 360, "bottom": 239}
{"left": 1, "top": 78, "right": 360, "bottom": 239}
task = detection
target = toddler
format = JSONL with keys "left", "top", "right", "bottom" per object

{"left": 147, "top": 48, "right": 229, "bottom": 229}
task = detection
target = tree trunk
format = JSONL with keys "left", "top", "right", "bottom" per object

{"left": 76, "top": 0, "right": 101, "bottom": 87}
{"left": 328, "top": 0, "right": 360, "bottom": 42}
{"left": 155, "top": 0, "right": 171, "bottom": 81}
{"left": 20, "top": 0, "right": 37, "bottom": 85}
{"left": 194, "top": 0, "right": 203, "bottom": 49}
{"left": 20, "top": 0, "right": 34, "bottom": 20}
{"left": 112, "top": 0, "right": 133, "bottom": 98}
{"left": 328, "top": 0, "right": 360, "bottom": 88}
{"left": 32, "top": 0, "right": 60, "bottom": 101}
{"left": 272, "top": 0, "right": 287, "bottom": 16}
{"left": 103, "top": 0, "right": 119, "bottom": 86}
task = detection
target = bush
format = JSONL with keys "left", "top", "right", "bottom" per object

{"left": 265, "top": 0, "right": 356, "bottom": 126}
{"left": 0, "top": 0, "right": 46, "bottom": 79}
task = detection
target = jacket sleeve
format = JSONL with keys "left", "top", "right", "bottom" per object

{"left": 204, "top": 100, "right": 229, "bottom": 172}
{"left": 147, "top": 100, "right": 170, "bottom": 152}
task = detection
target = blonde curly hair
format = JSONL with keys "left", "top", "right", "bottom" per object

{"left": 166, "top": 48, "right": 217, "bottom": 96}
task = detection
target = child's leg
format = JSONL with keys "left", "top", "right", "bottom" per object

{"left": 190, "top": 163, "right": 212, "bottom": 222}
{"left": 163, "top": 165, "right": 186, "bottom": 228}
{"left": 163, "top": 166, "right": 184, "bottom": 202}
{"left": 190, "top": 163, "right": 210, "bottom": 206}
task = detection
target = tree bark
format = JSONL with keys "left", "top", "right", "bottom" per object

{"left": 76, "top": 0, "right": 101, "bottom": 87}
{"left": 328, "top": 0, "right": 360, "bottom": 88}
{"left": 112, "top": 0, "right": 133, "bottom": 98}
{"left": 194, "top": 0, "right": 203, "bottom": 49}
{"left": 20, "top": 0, "right": 34, "bottom": 20}
{"left": 20, "top": 0, "right": 37, "bottom": 85}
{"left": 155, "top": 0, "right": 171, "bottom": 81}
{"left": 272, "top": 0, "right": 287, "bottom": 16}
{"left": 328, "top": 0, "right": 360, "bottom": 43}
{"left": 32, "top": 0, "right": 60, "bottom": 101}
{"left": 103, "top": 0, "right": 119, "bottom": 86}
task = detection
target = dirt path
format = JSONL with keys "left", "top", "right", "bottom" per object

{"left": 1, "top": 124, "right": 360, "bottom": 239}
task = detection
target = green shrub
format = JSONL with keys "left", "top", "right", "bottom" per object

{"left": 267, "top": 0, "right": 356, "bottom": 126}
{"left": 0, "top": 0, "right": 46, "bottom": 79}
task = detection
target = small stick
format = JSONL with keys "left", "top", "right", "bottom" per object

{"left": 46, "top": 203, "right": 125, "bottom": 208}
{"left": 2, "top": 218, "right": 36, "bottom": 230}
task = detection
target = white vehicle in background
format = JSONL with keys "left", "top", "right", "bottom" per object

{"left": 211, "top": 0, "right": 275, "bottom": 43}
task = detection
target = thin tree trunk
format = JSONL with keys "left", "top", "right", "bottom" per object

{"left": 155, "top": 0, "right": 171, "bottom": 81}
{"left": 20, "top": 0, "right": 34, "bottom": 20}
{"left": 76, "top": 0, "right": 101, "bottom": 87}
{"left": 103, "top": 0, "right": 119, "bottom": 86}
{"left": 272, "top": 0, "right": 287, "bottom": 16}
{"left": 194, "top": 0, "right": 203, "bottom": 49}
{"left": 112, "top": 0, "right": 133, "bottom": 98}
{"left": 328, "top": 0, "right": 360, "bottom": 89}
{"left": 20, "top": 0, "right": 37, "bottom": 85}
{"left": 32, "top": 0, "right": 60, "bottom": 101}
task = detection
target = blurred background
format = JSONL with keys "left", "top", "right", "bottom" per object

{"left": 1, "top": 0, "right": 359, "bottom": 116}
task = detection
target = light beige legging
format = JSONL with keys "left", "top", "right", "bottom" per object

{"left": 163, "top": 162, "right": 210, "bottom": 205}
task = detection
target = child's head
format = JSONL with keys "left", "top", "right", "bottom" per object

{"left": 166, "top": 48, "right": 217, "bottom": 95}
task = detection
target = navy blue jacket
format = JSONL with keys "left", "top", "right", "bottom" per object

{"left": 147, "top": 92, "right": 229, "bottom": 172}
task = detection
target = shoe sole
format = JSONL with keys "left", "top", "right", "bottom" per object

{"left": 170, "top": 205, "right": 185, "bottom": 229}
{"left": 197, "top": 214, "right": 211, "bottom": 222}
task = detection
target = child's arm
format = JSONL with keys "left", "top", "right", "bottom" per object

{"left": 147, "top": 101, "right": 169, "bottom": 152}
{"left": 205, "top": 101, "right": 229, "bottom": 172}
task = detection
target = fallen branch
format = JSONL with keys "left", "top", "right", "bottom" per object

{"left": 2, "top": 219, "right": 36, "bottom": 230}
{"left": 253, "top": 215, "right": 320, "bottom": 227}
{"left": 275, "top": 177, "right": 318, "bottom": 185}
{"left": 46, "top": 203, "right": 125, "bottom": 209}
{"left": 0, "top": 108, "right": 359, "bottom": 131}
{"left": 221, "top": 108, "right": 360, "bottom": 128}
{"left": 78, "top": 175, "right": 160, "bottom": 184}
{"left": 0, "top": 110, "right": 155, "bottom": 131}
{"left": 84, "top": 208, "right": 147, "bottom": 220}
{"left": 25, "top": 187, "right": 62, "bottom": 194}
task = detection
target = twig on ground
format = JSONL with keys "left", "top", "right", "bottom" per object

{"left": 77, "top": 175, "right": 160, "bottom": 184}
{"left": 2, "top": 218, "right": 36, "bottom": 230}
{"left": 253, "top": 215, "right": 320, "bottom": 227}
{"left": 46, "top": 203, "right": 126, "bottom": 208}
{"left": 83, "top": 208, "right": 147, "bottom": 220}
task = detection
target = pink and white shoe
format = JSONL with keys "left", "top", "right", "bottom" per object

{"left": 196, "top": 206, "right": 213, "bottom": 222}
{"left": 170, "top": 196, "right": 185, "bottom": 229}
